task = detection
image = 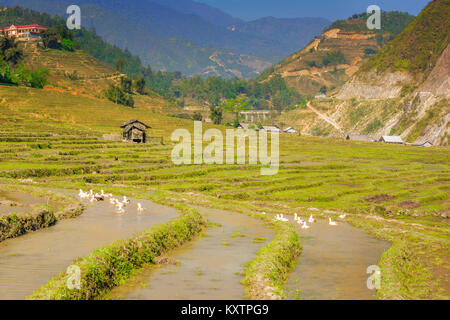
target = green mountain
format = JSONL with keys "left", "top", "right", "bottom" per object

{"left": 359, "top": 0, "right": 450, "bottom": 79}
{"left": 275, "top": 1, "right": 449, "bottom": 146}
{"left": 258, "top": 11, "right": 415, "bottom": 96}
{"left": 1, "top": 0, "right": 330, "bottom": 78}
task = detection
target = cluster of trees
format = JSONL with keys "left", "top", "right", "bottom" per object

{"left": 145, "top": 71, "right": 300, "bottom": 112}
{"left": 103, "top": 76, "right": 138, "bottom": 107}
{"left": 326, "top": 11, "right": 415, "bottom": 36}
{"left": 305, "top": 50, "right": 347, "bottom": 69}
{"left": 321, "top": 50, "right": 347, "bottom": 66}
{"left": 40, "top": 25, "right": 74, "bottom": 51}
{"left": 0, "top": 35, "right": 48, "bottom": 88}
{"left": 1, "top": 6, "right": 301, "bottom": 114}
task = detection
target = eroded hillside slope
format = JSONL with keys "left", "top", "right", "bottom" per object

{"left": 275, "top": 1, "right": 449, "bottom": 146}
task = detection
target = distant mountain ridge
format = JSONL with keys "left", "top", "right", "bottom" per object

{"left": 275, "top": 1, "right": 449, "bottom": 146}
{"left": 258, "top": 11, "right": 415, "bottom": 96}
{"left": 1, "top": 0, "right": 330, "bottom": 78}
{"left": 149, "top": 0, "right": 243, "bottom": 27}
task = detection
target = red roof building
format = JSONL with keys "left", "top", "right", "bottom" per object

{"left": 2, "top": 24, "right": 47, "bottom": 38}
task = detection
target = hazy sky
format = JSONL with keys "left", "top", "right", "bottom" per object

{"left": 200, "top": 0, "right": 430, "bottom": 21}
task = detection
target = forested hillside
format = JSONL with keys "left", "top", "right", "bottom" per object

{"left": 259, "top": 11, "right": 415, "bottom": 96}
{"left": 2, "top": 0, "right": 329, "bottom": 78}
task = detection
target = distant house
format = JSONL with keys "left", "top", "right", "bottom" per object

{"left": 315, "top": 93, "right": 327, "bottom": 99}
{"left": 346, "top": 134, "right": 376, "bottom": 142}
{"left": 283, "top": 127, "right": 298, "bottom": 134}
{"left": 235, "top": 123, "right": 257, "bottom": 131}
{"left": 412, "top": 141, "right": 433, "bottom": 147}
{"left": 379, "top": 136, "right": 403, "bottom": 144}
{"left": 120, "top": 120, "right": 151, "bottom": 143}
{"left": 2, "top": 24, "right": 46, "bottom": 39}
{"left": 420, "top": 141, "right": 433, "bottom": 147}
{"left": 23, "top": 31, "right": 41, "bottom": 40}
{"left": 261, "top": 126, "right": 281, "bottom": 133}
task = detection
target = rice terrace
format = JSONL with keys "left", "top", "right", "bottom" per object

{"left": 0, "top": 0, "right": 448, "bottom": 310}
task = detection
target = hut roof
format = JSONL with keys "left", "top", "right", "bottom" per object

{"left": 236, "top": 123, "right": 256, "bottom": 130}
{"left": 123, "top": 123, "right": 146, "bottom": 133}
{"left": 120, "top": 120, "right": 150, "bottom": 129}
{"left": 380, "top": 136, "right": 403, "bottom": 143}
{"left": 261, "top": 126, "right": 280, "bottom": 132}
{"left": 346, "top": 134, "right": 376, "bottom": 142}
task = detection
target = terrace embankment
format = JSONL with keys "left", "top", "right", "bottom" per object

{"left": 287, "top": 218, "right": 390, "bottom": 299}
{"left": 109, "top": 207, "right": 275, "bottom": 300}
{"left": 0, "top": 188, "right": 84, "bottom": 242}
{"left": 0, "top": 197, "right": 178, "bottom": 299}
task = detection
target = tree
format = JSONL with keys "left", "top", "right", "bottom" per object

{"left": 103, "top": 85, "right": 134, "bottom": 107}
{"left": 193, "top": 111, "right": 203, "bottom": 121}
{"left": 40, "top": 29, "right": 60, "bottom": 49}
{"left": 0, "top": 35, "right": 23, "bottom": 66}
{"left": 210, "top": 106, "right": 222, "bottom": 124}
{"left": 134, "top": 76, "right": 146, "bottom": 94}
{"left": 115, "top": 58, "right": 125, "bottom": 72}
{"left": 320, "top": 86, "right": 327, "bottom": 95}
{"left": 120, "top": 76, "right": 132, "bottom": 93}
{"left": 221, "top": 97, "right": 248, "bottom": 123}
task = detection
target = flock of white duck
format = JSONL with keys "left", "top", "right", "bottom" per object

{"left": 263, "top": 211, "right": 347, "bottom": 230}
{"left": 78, "top": 189, "right": 144, "bottom": 214}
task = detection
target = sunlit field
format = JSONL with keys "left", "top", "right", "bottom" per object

{"left": 0, "top": 85, "right": 448, "bottom": 299}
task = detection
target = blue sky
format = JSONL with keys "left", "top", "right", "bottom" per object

{"left": 200, "top": 0, "right": 430, "bottom": 21}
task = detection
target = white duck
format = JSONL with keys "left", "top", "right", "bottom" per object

{"left": 301, "top": 222, "right": 310, "bottom": 229}
{"left": 122, "top": 196, "right": 130, "bottom": 205}
{"left": 115, "top": 202, "right": 125, "bottom": 213}
{"left": 78, "top": 189, "right": 87, "bottom": 199}
{"left": 308, "top": 214, "right": 316, "bottom": 223}
{"left": 339, "top": 213, "right": 347, "bottom": 219}
{"left": 137, "top": 203, "right": 144, "bottom": 212}
{"left": 329, "top": 217, "right": 337, "bottom": 226}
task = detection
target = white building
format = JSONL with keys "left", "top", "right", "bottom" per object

{"left": 261, "top": 126, "right": 281, "bottom": 133}
{"left": 283, "top": 127, "right": 298, "bottom": 134}
{"left": 379, "top": 136, "right": 404, "bottom": 144}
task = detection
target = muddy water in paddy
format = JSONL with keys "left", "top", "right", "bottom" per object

{"left": 287, "top": 219, "right": 390, "bottom": 300}
{"left": 0, "top": 191, "right": 48, "bottom": 216}
{"left": 0, "top": 198, "right": 178, "bottom": 300}
{"left": 110, "top": 207, "right": 274, "bottom": 300}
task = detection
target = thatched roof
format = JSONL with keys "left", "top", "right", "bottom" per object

{"left": 123, "top": 123, "right": 146, "bottom": 133}
{"left": 120, "top": 120, "right": 150, "bottom": 129}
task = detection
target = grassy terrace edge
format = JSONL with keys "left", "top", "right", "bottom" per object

{"left": 242, "top": 218, "right": 301, "bottom": 300}
{"left": 27, "top": 206, "right": 205, "bottom": 300}
{"left": 0, "top": 186, "right": 84, "bottom": 243}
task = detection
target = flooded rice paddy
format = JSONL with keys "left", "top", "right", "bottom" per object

{"left": 287, "top": 219, "right": 390, "bottom": 300}
{"left": 110, "top": 207, "right": 275, "bottom": 300}
{"left": 0, "top": 198, "right": 178, "bottom": 299}
{"left": 0, "top": 191, "right": 49, "bottom": 216}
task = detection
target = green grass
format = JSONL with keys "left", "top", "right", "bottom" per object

{"left": 0, "top": 84, "right": 448, "bottom": 299}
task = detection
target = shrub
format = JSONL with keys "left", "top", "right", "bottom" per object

{"left": 103, "top": 85, "right": 134, "bottom": 107}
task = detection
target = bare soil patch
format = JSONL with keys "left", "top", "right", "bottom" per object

{"left": 364, "top": 194, "right": 396, "bottom": 203}
{"left": 398, "top": 201, "right": 421, "bottom": 209}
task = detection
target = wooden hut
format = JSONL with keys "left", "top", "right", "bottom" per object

{"left": 120, "top": 120, "right": 150, "bottom": 143}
